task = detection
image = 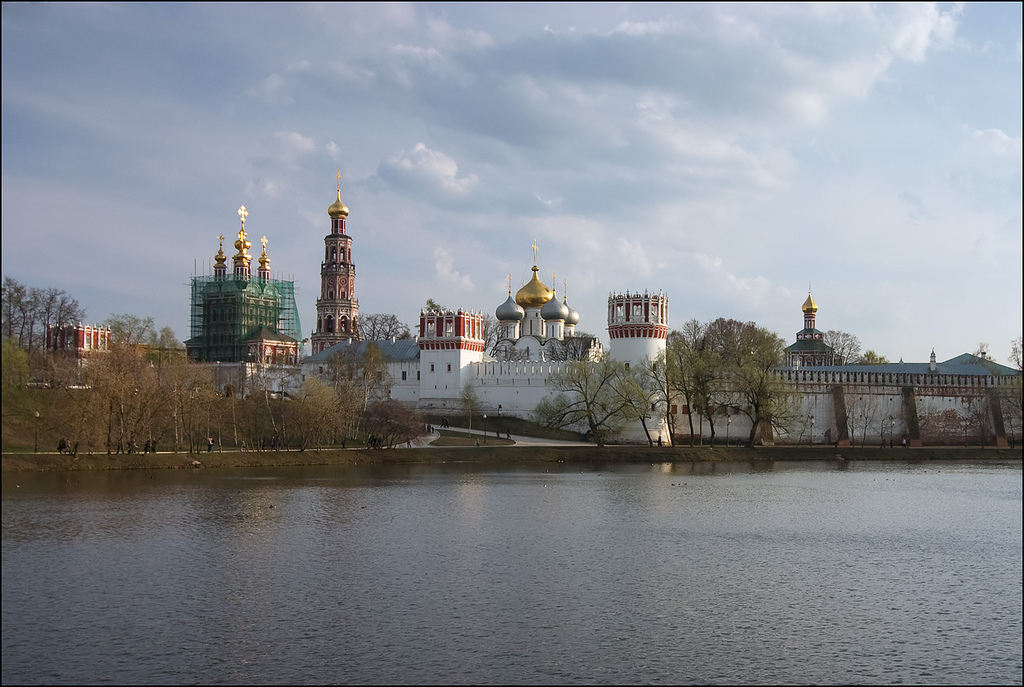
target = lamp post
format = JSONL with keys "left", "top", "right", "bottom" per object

{"left": 34, "top": 411, "right": 39, "bottom": 453}
{"left": 809, "top": 416, "right": 815, "bottom": 446}
{"left": 726, "top": 415, "right": 731, "bottom": 446}
{"left": 483, "top": 414, "right": 487, "bottom": 443}
{"left": 889, "top": 415, "right": 895, "bottom": 448}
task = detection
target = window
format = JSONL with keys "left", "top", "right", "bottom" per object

{"left": 430, "top": 364, "right": 435, "bottom": 372}
{"left": 446, "top": 364, "right": 451, "bottom": 372}
{"left": 401, "top": 371, "right": 407, "bottom": 381}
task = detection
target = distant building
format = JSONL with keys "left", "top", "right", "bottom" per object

{"left": 186, "top": 204, "right": 300, "bottom": 365}
{"left": 785, "top": 288, "right": 838, "bottom": 367}
{"left": 46, "top": 323, "right": 111, "bottom": 359}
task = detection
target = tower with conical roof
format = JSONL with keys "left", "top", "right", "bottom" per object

{"left": 311, "top": 171, "right": 360, "bottom": 354}
{"left": 784, "top": 286, "right": 837, "bottom": 367}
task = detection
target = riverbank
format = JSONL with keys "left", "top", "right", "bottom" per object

{"left": 2, "top": 445, "right": 1020, "bottom": 472}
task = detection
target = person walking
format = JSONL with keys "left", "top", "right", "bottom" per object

{"left": 207, "top": 437, "right": 214, "bottom": 453}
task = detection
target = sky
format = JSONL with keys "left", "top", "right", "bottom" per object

{"left": 2, "top": 2, "right": 1021, "bottom": 364}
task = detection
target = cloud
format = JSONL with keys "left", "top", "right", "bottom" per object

{"left": 377, "top": 143, "right": 479, "bottom": 197}
{"left": 433, "top": 246, "right": 474, "bottom": 290}
{"left": 971, "top": 128, "right": 1023, "bottom": 159}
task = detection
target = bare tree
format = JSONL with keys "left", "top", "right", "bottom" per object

{"left": 359, "top": 313, "right": 412, "bottom": 341}
{"left": 824, "top": 330, "right": 861, "bottom": 365}
{"left": 104, "top": 313, "right": 156, "bottom": 347}
{"left": 362, "top": 399, "right": 422, "bottom": 448}
{"left": 534, "top": 356, "right": 630, "bottom": 447}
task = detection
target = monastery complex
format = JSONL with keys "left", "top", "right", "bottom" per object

{"left": 182, "top": 178, "right": 1020, "bottom": 447}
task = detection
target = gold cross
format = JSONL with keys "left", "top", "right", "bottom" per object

{"left": 336, "top": 169, "right": 342, "bottom": 192}
{"left": 261, "top": 235, "right": 268, "bottom": 250}
{"left": 238, "top": 205, "right": 248, "bottom": 225}
{"left": 217, "top": 233, "right": 224, "bottom": 247}
{"left": 507, "top": 273, "right": 512, "bottom": 293}
{"left": 532, "top": 239, "right": 538, "bottom": 265}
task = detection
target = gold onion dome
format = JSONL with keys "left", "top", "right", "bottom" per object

{"left": 515, "top": 266, "right": 553, "bottom": 308}
{"left": 802, "top": 292, "right": 818, "bottom": 313}
{"left": 328, "top": 189, "right": 349, "bottom": 218}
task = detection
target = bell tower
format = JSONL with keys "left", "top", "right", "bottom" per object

{"left": 310, "top": 171, "right": 360, "bottom": 354}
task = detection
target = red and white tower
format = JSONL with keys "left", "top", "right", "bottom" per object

{"left": 418, "top": 309, "right": 485, "bottom": 399}
{"left": 607, "top": 290, "right": 669, "bottom": 365}
{"left": 310, "top": 171, "right": 359, "bottom": 354}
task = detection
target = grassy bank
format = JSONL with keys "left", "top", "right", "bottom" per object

{"left": 2, "top": 445, "right": 1020, "bottom": 472}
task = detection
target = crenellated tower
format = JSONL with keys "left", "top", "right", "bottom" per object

{"left": 311, "top": 170, "right": 360, "bottom": 354}
{"left": 607, "top": 290, "right": 669, "bottom": 366}
{"left": 418, "top": 308, "right": 485, "bottom": 399}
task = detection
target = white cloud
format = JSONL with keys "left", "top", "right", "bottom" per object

{"left": 433, "top": 246, "right": 474, "bottom": 290}
{"left": 971, "top": 128, "right": 1023, "bottom": 159}
{"left": 273, "top": 130, "right": 315, "bottom": 154}
{"left": 378, "top": 143, "right": 479, "bottom": 196}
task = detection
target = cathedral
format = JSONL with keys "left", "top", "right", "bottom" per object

{"left": 186, "top": 205, "right": 301, "bottom": 366}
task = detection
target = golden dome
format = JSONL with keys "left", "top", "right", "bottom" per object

{"left": 328, "top": 189, "right": 349, "bottom": 218}
{"left": 802, "top": 292, "right": 818, "bottom": 313}
{"left": 515, "top": 265, "right": 553, "bottom": 308}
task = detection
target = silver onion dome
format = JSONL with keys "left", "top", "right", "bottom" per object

{"left": 541, "top": 292, "right": 570, "bottom": 321}
{"left": 495, "top": 294, "right": 525, "bottom": 321}
{"left": 565, "top": 297, "right": 580, "bottom": 326}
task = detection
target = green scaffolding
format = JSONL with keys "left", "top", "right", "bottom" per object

{"left": 188, "top": 275, "right": 301, "bottom": 362}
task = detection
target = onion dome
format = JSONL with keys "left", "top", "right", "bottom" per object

{"left": 233, "top": 228, "right": 251, "bottom": 259}
{"left": 328, "top": 189, "right": 349, "bottom": 218}
{"left": 541, "top": 288, "right": 570, "bottom": 321}
{"left": 258, "top": 237, "right": 270, "bottom": 272}
{"left": 564, "top": 296, "right": 580, "bottom": 326}
{"left": 515, "top": 265, "right": 553, "bottom": 308}
{"left": 496, "top": 294, "right": 525, "bottom": 321}
{"left": 802, "top": 291, "right": 818, "bottom": 314}
{"left": 214, "top": 235, "right": 227, "bottom": 267}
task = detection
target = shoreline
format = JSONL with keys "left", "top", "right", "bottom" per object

{"left": 2, "top": 445, "right": 1021, "bottom": 472}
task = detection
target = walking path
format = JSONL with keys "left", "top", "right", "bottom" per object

{"left": 402, "top": 426, "right": 591, "bottom": 448}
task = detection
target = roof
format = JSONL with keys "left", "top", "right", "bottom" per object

{"left": 782, "top": 352, "right": 1020, "bottom": 376}
{"left": 302, "top": 337, "right": 421, "bottom": 364}
{"left": 248, "top": 327, "right": 297, "bottom": 344}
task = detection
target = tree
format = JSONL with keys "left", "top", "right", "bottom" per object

{"left": 460, "top": 383, "right": 480, "bottom": 434}
{"left": 856, "top": 350, "right": 890, "bottom": 365}
{"left": 362, "top": 399, "right": 422, "bottom": 448}
{"left": 824, "top": 330, "right": 861, "bottom": 365}
{"left": 716, "top": 322, "right": 795, "bottom": 447}
{"left": 104, "top": 313, "right": 155, "bottom": 347}
{"left": 286, "top": 377, "right": 347, "bottom": 451}
{"left": 423, "top": 298, "right": 448, "bottom": 313}
{"left": 646, "top": 349, "right": 679, "bottom": 444}
{"left": 547, "top": 332, "right": 601, "bottom": 361}
{"left": 613, "top": 358, "right": 660, "bottom": 446}
{"left": 534, "top": 356, "right": 630, "bottom": 447}
{"left": 667, "top": 319, "right": 727, "bottom": 446}
{"left": 359, "top": 313, "right": 412, "bottom": 341}
{"left": 480, "top": 313, "right": 499, "bottom": 352}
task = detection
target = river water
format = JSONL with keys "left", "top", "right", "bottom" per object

{"left": 2, "top": 459, "right": 1021, "bottom": 685}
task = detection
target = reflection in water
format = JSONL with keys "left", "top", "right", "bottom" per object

{"left": 2, "top": 460, "right": 1021, "bottom": 685}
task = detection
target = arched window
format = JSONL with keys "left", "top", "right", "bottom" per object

{"left": 326, "top": 315, "right": 335, "bottom": 333}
